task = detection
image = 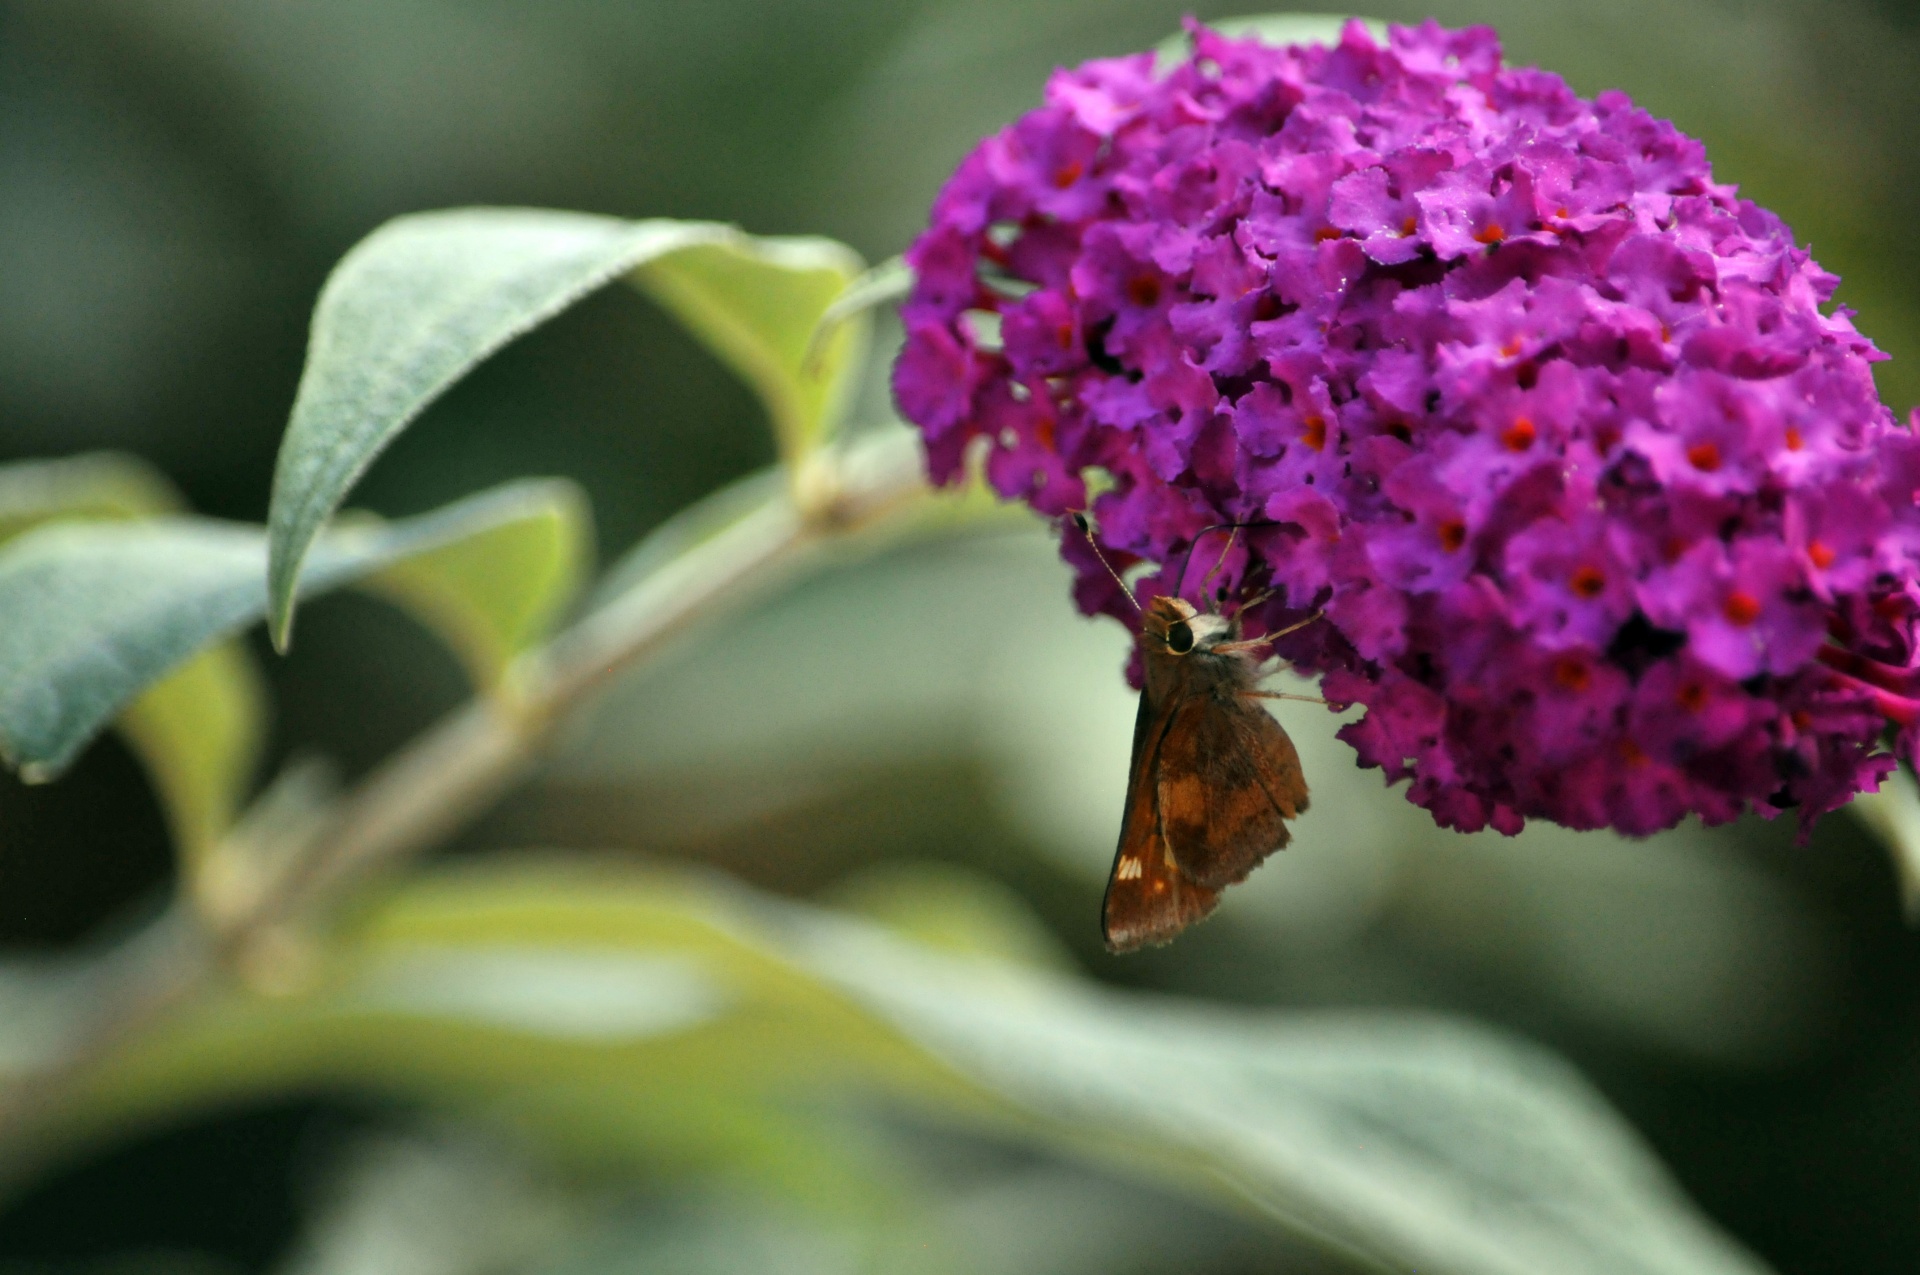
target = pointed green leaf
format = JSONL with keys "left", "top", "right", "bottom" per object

{"left": 0, "top": 452, "right": 266, "bottom": 861}
{"left": 266, "top": 209, "right": 866, "bottom": 648}
{"left": 76, "top": 862, "right": 1767, "bottom": 1275}
{"left": 265, "top": 210, "right": 719, "bottom": 648}
{"left": 0, "top": 481, "right": 577, "bottom": 783}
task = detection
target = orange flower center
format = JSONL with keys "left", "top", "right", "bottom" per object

{"left": 1722, "top": 591, "right": 1762, "bottom": 626}
{"left": 1501, "top": 417, "right": 1536, "bottom": 451}
{"left": 1569, "top": 565, "right": 1607, "bottom": 599}
{"left": 1438, "top": 519, "right": 1468, "bottom": 552}
{"left": 1301, "top": 415, "right": 1328, "bottom": 452}
{"left": 1552, "top": 656, "right": 1592, "bottom": 693}
{"left": 1686, "top": 441, "right": 1721, "bottom": 472}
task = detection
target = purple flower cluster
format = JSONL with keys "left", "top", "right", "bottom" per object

{"left": 893, "top": 18, "right": 1920, "bottom": 837}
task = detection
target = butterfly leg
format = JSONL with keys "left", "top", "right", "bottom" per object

{"left": 1212, "top": 609, "right": 1325, "bottom": 657}
{"left": 1224, "top": 587, "right": 1276, "bottom": 617}
{"left": 1241, "top": 691, "right": 1327, "bottom": 705}
{"left": 1266, "top": 609, "right": 1324, "bottom": 640}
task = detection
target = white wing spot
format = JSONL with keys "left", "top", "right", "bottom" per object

{"left": 1117, "top": 856, "right": 1143, "bottom": 880}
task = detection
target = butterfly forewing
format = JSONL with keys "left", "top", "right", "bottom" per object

{"left": 1103, "top": 695, "right": 1222, "bottom": 952}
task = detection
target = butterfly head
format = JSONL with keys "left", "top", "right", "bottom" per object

{"left": 1143, "top": 595, "right": 1234, "bottom": 657}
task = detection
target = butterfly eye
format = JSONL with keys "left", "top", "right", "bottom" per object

{"left": 1166, "top": 619, "right": 1195, "bottom": 654}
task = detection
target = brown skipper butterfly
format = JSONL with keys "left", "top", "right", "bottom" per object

{"left": 1077, "top": 519, "right": 1318, "bottom": 953}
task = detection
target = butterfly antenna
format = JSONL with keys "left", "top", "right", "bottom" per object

{"left": 1200, "top": 527, "right": 1239, "bottom": 591}
{"left": 1173, "top": 520, "right": 1281, "bottom": 601}
{"left": 1072, "top": 513, "right": 1140, "bottom": 613}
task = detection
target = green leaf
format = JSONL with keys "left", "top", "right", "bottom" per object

{"left": 352, "top": 481, "right": 591, "bottom": 691}
{"left": 1154, "top": 14, "right": 1390, "bottom": 68}
{"left": 266, "top": 210, "right": 866, "bottom": 649}
{"left": 117, "top": 645, "right": 267, "bottom": 865}
{"left": 0, "top": 452, "right": 267, "bottom": 862}
{"left": 587, "top": 466, "right": 787, "bottom": 610}
{"left": 0, "top": 451, "right": 185, "bottom": 538}
{"left": 805, "top": 254, "right": 910, "bottom": 372}
{"left": 1849, "top": 768, "right": 1920, "bottom": 922}
{"left": 0, "top": 480, "right": 580, "bottom": 783}
{"left": 75, "top": 861, "right": 1769, "bottom": 1275}
{"left": 629, "top": 232, "right": 869, "bottom": 469}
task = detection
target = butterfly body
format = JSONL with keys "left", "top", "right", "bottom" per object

{"left": 1102, "top": 595, "right": 1309, "bottom": 953}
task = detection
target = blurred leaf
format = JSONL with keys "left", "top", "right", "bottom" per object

{"left": 805, "top": 255, "right": 910, "bottom": 371}
{"left": 280, "top": 1126, "right": 590, "bottom": 1275}
{"left": 826, "top": 863, "right": 1075, "bottom": 971}
{"left": 282, "top": 1117, "right": 1279, "bottom": 1275}
{"left": 352, "top": 480, "right": 592, "bottom": 691}
{"left": 197, "top": 758, "right": 342, "bottom": 921}
{"left": 630, "top": 233, "right": 869, "bottom": 469}
{"left": 588, "top": 467, "right": 787, "bottom": 610}
{"left": 1848, "top": 767, "right": 1920, "bottom": 922}
{"left": 548, "top": 1193, "right": 928, "bottom": 1275}
{"left": 266, "top": 210, "right": 866, "bottom": 648}
{"left": 117, "top": 645, "right": 268, "bottom": 867}
{"left": 1153, "top": 14, "right": 1388, "bottom": 67}
{"left": 0, "top": 481, "right": 577, "bottom": 783}
{"left": 0, "top": 451, "right": 185, "bottom": 537}
{"left": 0, "top": 452, "right": 267, "bottom": 862}
{"left": 78, "top": 860, "right": 1769, "bottom": 1275}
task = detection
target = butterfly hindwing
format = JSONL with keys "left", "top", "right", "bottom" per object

{"left": 1153, "top": 686, "right": 1307, "bottom": 891}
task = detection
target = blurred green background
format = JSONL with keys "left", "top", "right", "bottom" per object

{"left": 4, "top": 1, "right": 1920, "bottom": 1272}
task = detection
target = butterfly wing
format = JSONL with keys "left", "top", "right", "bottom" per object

{"left": 1102, "top": 691, "right": 1222, "bottom": 953}
{"left": 1154, "top": 686, "right": 1308, "bottom": 891}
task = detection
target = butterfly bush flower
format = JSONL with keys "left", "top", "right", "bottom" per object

{"left": 892, "top": 18, "right": 1920, "bottom": 837}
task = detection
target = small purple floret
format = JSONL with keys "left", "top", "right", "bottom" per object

{"left": 893, "top": 18, "right": 1920, "bottom": 838}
